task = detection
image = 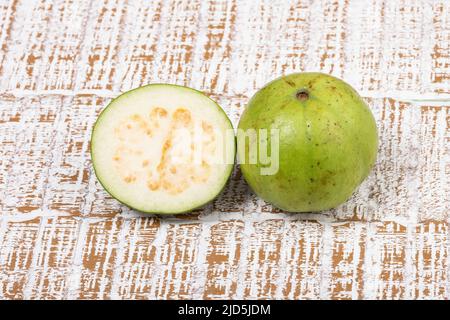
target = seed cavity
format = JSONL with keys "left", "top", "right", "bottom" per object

{"left": 113, "top": 107, "right": 215, "bottom": 193}
{"left": 202, "top": 121, "right": 213, "bottom": 133}
{"left": 147, "top": 181, "right": 159, "bottom": 191}
{"left": 151, "top": 107, "right": 168, "bottom": 118}
{"left": 173, "top": 108, "right": 192, "bottom": 125}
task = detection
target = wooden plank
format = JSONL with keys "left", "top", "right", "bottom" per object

{"left": 279, "top": 220, "right": 323, "bottom": 299}
{"left": 38, "top": 0, "right": 92, "bottom": 90}
{"left": 117, "top": 0, "right": 203, "bottom": 91}
{"left": 412, "top": 221, "right": 448, "bottom": 299}
{"left": 24, "top": 94, "right": 123, "bottom": 217}
{"left": 430, "top": 1, "right": 450, "bottom": 94}
{"left": 0, "top": 94, "right": 22, "bottom": 207}
{"left": 114, "top": 1, "right": 162, "bottom": 90}
{"left": 0, "top": 217, "right": 41, "bottom": 299}
{"left": 24, "top": 216, "right": 80, "bottom": 299}
{"left": 189, "top": 0, "right": 237, "bottom": 93}
{"left": 109, "top": 217, "right": 160, "bottom": 299}
{"left": 326, "top": 222, "right": 366, "bottom": 299}
{"left": 0, "top": 1, "right": 448, "bottom": 96}
{"left": 149, "top": 222, "right": 203, "bottom": 299}
{"left": 334, "top": 99, "right": 448, "bottom": 223}
{"left": 44, "top": 95, "right": 99, "bottom": 215}
{"left": 364, "top": 222, "right": 409, "bottom": 299}
{"left": 0, "top": 94, "right": 446, "bottom": 220}
{"left": 0, "top": 0, "right": 53, "bottom": 91}
{"left": 202, "top": 220, "right": 244, "bottom": 299}
{"left": 74, "top": 218, "right": 122, "bottom": 299}
{"left": 1, "top": 95, "right": 63, "bottom": 214}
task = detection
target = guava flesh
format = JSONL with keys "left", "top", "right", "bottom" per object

{"left": 91, "top": 84, "right": 235, "bottom": 214}
{"left": 238, "top": 72, "right": 378, "bottom": 212}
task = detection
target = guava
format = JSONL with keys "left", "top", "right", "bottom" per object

{"left": 91, "top": 84, "right": 235, "bottom": 214}
{"left": 237, "top": 73, "right": 378, "bottom": 212}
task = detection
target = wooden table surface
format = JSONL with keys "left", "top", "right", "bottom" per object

{"left": 0, "top": 0, "right": 448, "bottom": 300}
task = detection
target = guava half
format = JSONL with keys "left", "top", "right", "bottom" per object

{"left": 237, "top": 73, "right": 378, "bottom": 212}
{"left": 91, "top": 84, "right": 235, "bottom": 214}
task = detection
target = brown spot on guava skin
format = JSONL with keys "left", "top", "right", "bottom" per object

{"left": 320, "top": 176, "right": 329, "bottom": 186}
{"left": 284, "top": 79, "right": 296, "bottom": 87}
{"left": 142, "top": 160, "right": 149, "bottom": 167}
{"left": 307, "top": 74, "right": 323, "bottom": 88}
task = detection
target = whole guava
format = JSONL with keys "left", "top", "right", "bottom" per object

{"left": 237, "top": 72, "right": 378, "bottom": 212}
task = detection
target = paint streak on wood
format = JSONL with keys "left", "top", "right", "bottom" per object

{"left": 278, "top": 220, "right": 323, "bottom": 299}
{"left": 0, "top": 218, "right": 41, "bottom": 299}
{"left": 25, "top": 216, "right": 80, "bottom": 299}
{"left": 328, "top": 222, "right": 366, "bottom": 299}
{"left": 413, "top": 222, "right": 448, "bottom": 299}
{"left": 0, "top": 0, "right": 449, "bottom": 299}
{"left": 76, "top": 218, "right": 122, "bottom": 299}
{"left": 112, "top": 217, "right": 160, "bottom": 299}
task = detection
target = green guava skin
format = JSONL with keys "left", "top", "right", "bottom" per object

{"left": 238, "top": 72, "right": 378, "bottom": 212}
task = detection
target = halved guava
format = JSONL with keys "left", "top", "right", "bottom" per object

{"left": 91, "top": 84, "right": 235, "bottom": 214}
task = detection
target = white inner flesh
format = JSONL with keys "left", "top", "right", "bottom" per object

{"left": 92, "top": 85, "right": 234, "bottom": 213}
